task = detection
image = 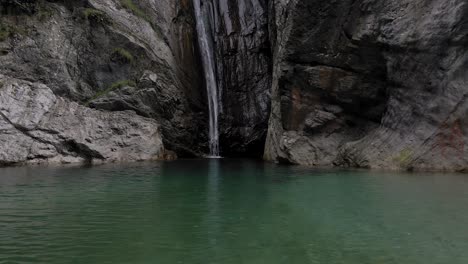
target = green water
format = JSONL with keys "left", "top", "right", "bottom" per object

{"left": 1, "top": 159, "right": 468, "bottom": 264}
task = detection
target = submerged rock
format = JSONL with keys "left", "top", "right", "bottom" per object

{"left": 0, "top": 75, "right": 167, "bottom": 165}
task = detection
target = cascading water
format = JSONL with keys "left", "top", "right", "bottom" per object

{"left": 193, "top": 0, "right": 220, "bottom": 157}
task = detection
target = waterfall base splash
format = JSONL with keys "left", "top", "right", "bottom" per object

{"left": 205, "top": 155, "right": 223, "bottom": 159}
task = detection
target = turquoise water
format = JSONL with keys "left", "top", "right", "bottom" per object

{"left": 1, "top": 159, "right": 468, "bottom": 264}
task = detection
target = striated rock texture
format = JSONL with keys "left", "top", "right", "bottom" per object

{"left": 265, "top": 0, "right": 468, "bottom": 171}
{"left": 0, "top": 0, "right": 206, "bottom": 159}
{"left": 200, "top": 0, "right": 272, "bottom": 156}
{"left": 0, "top": 75, "right": 167, "bottom": 165}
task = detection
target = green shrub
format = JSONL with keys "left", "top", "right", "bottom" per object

{"left": 83, "top": 8, "right": 109, "bottom": 23}
{"left": 112, "top": 48, "right": 134, "bottom": 63}
{"left": 88, "top": 79, "right": 137, "bottom": 103}
{"left": 120, "top": 0, "right": 150, "bottom": 22}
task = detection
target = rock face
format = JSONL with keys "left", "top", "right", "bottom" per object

{"left": 1, "top": 0, "right": 467, "bottom": 171}
{"left": 265, "top": 0, "right": 468, "bottom": 171}
{"left": 0, "top": 75, "right": 166, "bottom": 165}
{"left": 0, "top": 0, "right": 206, "bottom": 159}
{"left": 200, "top": 0, "right": 272, "bottom": 156}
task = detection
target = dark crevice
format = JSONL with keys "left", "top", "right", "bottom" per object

{"left": 62, "top": 140, "right": 105, "bottom": 161}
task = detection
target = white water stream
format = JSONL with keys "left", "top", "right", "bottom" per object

{"left": 193, "top": 0, "right": 220, "bottom": 157}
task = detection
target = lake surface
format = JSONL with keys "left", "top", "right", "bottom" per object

{"left": 1, "top": 159, "right": 468, "bottom": 264}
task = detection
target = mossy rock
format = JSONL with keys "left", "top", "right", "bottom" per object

{"left": 120, "top": 0, "right": 150, "bottom": 23}
{"left": 0, "top": 23, "right": 27, "bottom": 41}
{"left": 36, "top": 3, "right": 53, "bottom": 21}
{"left": 393, "top": 148, "right": 413, "bottom": 168}
{"left": 82, "top": 8, "right": 110, "bottom": 24}
{"left": 87, "top": 79, "right": 137, "bottom": 104}
{"left": 0, "top": 26, "right": 9, "bottom": 42}
{"left": 111, "top": 48, "right": 134, "bottom": 64}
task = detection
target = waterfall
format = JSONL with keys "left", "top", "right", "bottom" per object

{"left": 193, "top": 0, "right": 220, "bottom": 157}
